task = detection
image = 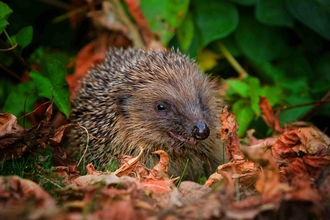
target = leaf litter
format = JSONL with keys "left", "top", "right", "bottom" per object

{"left": 1, "top": 98, "right": 330, "bottom": 219}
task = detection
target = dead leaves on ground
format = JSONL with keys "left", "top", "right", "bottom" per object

{"left": 1, "top": 99, "right": 330, "bottom": 219}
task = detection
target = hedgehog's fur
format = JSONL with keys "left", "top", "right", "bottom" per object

{"left": 69, "top": 48, "right": 224, "bottom": 180}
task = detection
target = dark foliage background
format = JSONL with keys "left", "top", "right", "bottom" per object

{"left": 1, "top": 0, "right": 330, "bottom": 137}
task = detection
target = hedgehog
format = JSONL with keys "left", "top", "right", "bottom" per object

{"left": 68, "top": 48, "right": 225, "bottom": 180}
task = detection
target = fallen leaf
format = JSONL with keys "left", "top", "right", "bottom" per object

{"left": 113, "top": 146, "right": 144, "bottom": 177}
{"left": 141, "top": 179, "right": 174, "bottom": 194}
{"left": 219, "top": 106, "right": 242, "bottom": 160}
{"left": 0, "top": 176, "right": 58, "bottom": 219}
{"left": 243, "top": 145, "right": 292, "bottom": 197}
{"left": 147, "top": 150, "right": 170, "bottom": 180}
{"left": 205, "top": 160, "right": 259, "bottom": 188}
{"left": 272, "top": 127, "right": 330, "bottom": 179}
{"left": 259, "top": 96, "right": 284, "bottom": 133}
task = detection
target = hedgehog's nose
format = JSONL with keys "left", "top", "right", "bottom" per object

{"left": 192, "top": 121, "right": 210, "bottom": 140}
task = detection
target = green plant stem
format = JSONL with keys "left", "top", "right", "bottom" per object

{"left": 0, "top": 39, "right": 32, "bottom": 72}
{"left": 218, "top": 42, "right": 247, "bottom": 79}
{"left": 4, "top": 30, "right": 13, "bottom": 46}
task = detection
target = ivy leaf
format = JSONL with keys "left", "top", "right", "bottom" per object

{"left": 30, "top": 61, "right": 70, "bottom": 117}
{"left": 256, "top": 0, "right": 294, "bottom": 27}
{"left": 245, "top": 76, "right": 261, "bottom": 116}
{"left": 3, "top": 81, "right": 38, "bottom": 117}
{"left": 29, "top": 70, "right": 52, "bottom": 98}
{"left": 192, "top": 0, "right": 239, "bottom": 47}
{"left": 141, "top": 0, "right": 190, "bottom": 45}
{"left": 232, "top": 100, "right": 255, "bottom": 137}
{"left": 225, "top": 79, "right": 250, "bottom": 98}
{"left": 285, "top": 0, "right": 330, "bottom": 40}
{"left": 259, "top": 86, "right": 282, "bottom": 106}
{"left": 177, "top": 12, "right": 194, "bottom": 53}
{"left": 16, "top": 26, "right": 33, "bottom": 48}
{"left": 0, "top": 2, "right": 12, "bottom": 20}
{"left": 0, "top": 19, "right": 9, "bottom": 35}
{"left": 234, "top": 15, "right": 286, "bottom": 62}
{"left": 46, "top": 61, "right": 70, "bottom": 117}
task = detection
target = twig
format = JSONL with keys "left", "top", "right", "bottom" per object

{"left": 77, "top": 124, "right": 90, "bottom": 167}
{"left": 109, "top": 0, "right": 145, "bottom": 48}
{"left": 37, "top": 0, "right": 74, "bottom": 11}
{"left": 277, "top": 99, "right": 330, "bottom": 111}
{"left": 0, "top": 39, "right": 32, "bottom": 72}
{"left": 0, "top": 64, "right": 23, "bottom": 81}
{"left": 299, "top": 90, "right": 330, "bottom": 120}
{"left": 218, "top": 41, "right": 247, "bottom": 79}
{"left": 51, "top": 0, "right": 104, "bottom": 23}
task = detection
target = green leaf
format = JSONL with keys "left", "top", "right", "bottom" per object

{"left": 46, "top": 61, "right": 70, "bottom": 117}
{"left": 30, "top": 62, "right": 70, "bottom": 117}
{"left": 0, "top": 19, "right": 9, "bottom": 34}
{"left": 259, "top": 86, "right": 282, "bottom": 106}
{"left": 192, "top": 0, "right": 239, "bottom": 47}
{"left": 245, "top": 76, "right": 261, "bottom": 115}
{"left": 225, "top": 79, "right": 250, "bottom": 98}
{"left": 277, "top": 50, "right": 314, "bottom": 80}
{"left": 285, "top": 0, "right": 330, "bottom": 40}
{"left": 16, "top": 26, "right": 33, "bottom": 48}
{"left": 0, "top": 2, "right": 12, "bottom": 20}
{"left": 280, "top": 77, "right": 309, "bottom": 95}
{"left": 3, "top": 81, "right": 38, "bottom": 117}
{"left": 315, "top": 52, "right": 330, "bottom": 81}
{"left": 141, "top": 0, "right": 190, "bottom": 45}
{"left": 250, "top": 60, "right": 287, "bottom": 82}
{"left": 29, "top": 70, "right": 53, "bottom": 98}
{"left": 232, "top": 100, "right": 255, "bottom": 137}
{"left": 234, "top": 15, "right": 286, "bottom": 62}
{"left": 256, "top": 0, "right": 294, "bottom": 27}
{"left": 228, "top": 0, "right": 257, "bottom": 6}
{"left": 177, "top": 13, "right": 194, "bottom": 53}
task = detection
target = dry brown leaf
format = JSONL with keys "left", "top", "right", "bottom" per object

{"left": 284, "top": 175, "right": 321, "bottom": 202}
{"left": 0, "top": 113, "right": 24, "bottom": 135}
{"left": 219, "top": 106, "right": 242, "bottom": 160}
{"left": 147, "top": 150, "right": 170, "bottom": 180}
{"left": 0, "top": 105, "right": 57, "bottom": 161}
{"left": 0, "top": 176, "right": 57, "bottom": 219}
{"left": 86, "top": 163, "right": 103, "bottom": 175}
{"left": 49, "top": 124, "right": 68, "bottom": 145}
{"left": 66, "top": 40, "right": 108, "bottom": 100}
{"left": 243, "top": 145, "right": 292, "bottom": 197}
{"left": 113, "top": 146, "right": 144, "bottom": 177}
{"left": 178, "top": 181, "right": 211, "bottom": 204}
{"left": 272, "top": 127, "right": 330, "bottom": 158}
{"left": 72, "top": 174, "right": 120, "bottom": 187}
{"left": 246, "top": 129, "right": 278, "bottom": 148}
{"left": 272, "top": 127, "right": 330, "bottom": 180}
{"left": 124, "top": 0, "right": 154, "bottom": 46}
{"left": 259, "top": 96, "right": 284, "bottom": 133}
{"left": 205, "top": 160, "right": 259, "bottom": 188}
{"left": 141, "top": 179, "right": 174, "bottom": 194}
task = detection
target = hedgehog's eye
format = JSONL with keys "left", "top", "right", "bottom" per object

{"left": 156, "top": 104, "right": 167, "bottom": 111}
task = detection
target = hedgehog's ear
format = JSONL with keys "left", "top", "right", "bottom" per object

{"left": 116, "top": 93, "right": 132, "bottom": 113}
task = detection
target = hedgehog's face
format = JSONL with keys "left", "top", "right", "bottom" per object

{"left": 115, "top": 73, "right": 218, "bottom": 152}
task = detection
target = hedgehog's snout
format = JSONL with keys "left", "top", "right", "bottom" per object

{"left": 192, "top": 121, "right": 210, "bottom": 140}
